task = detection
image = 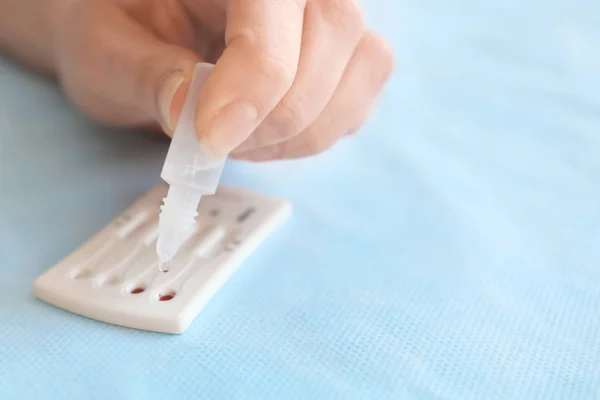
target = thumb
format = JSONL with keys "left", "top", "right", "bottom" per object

{"left": 65, "top": 5, "right": 204, "bottom": 134}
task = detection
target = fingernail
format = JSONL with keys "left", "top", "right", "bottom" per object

{"left": 158, "top": 72, "right": 185, "bottom": 133}
{"left": 201, "top": 100, "right": 258, "bottom": 157}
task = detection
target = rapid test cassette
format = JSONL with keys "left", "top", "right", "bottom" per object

{"left": 33, "top": 182, "right": 291, "bottom": 334}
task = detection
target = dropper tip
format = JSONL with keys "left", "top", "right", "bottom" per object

{"left": 156, "top": 237, "right": 174, "bottom": 263}
{"left": 156, "top": 241, "right": 173, "bottom": 273}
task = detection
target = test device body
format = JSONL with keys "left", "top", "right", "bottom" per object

{"left": 34, "top": 182, "right": 291, "bottom": 334}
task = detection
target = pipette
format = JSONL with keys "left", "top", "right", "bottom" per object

{"left": 156, "top": 63, "right": 225, "bottom": 266}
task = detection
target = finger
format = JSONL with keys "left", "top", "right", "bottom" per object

{"left": 192, "top": 0, "right": 306, "bottom": 157}
{"left": 234, "top": 0, "right": 365, "bottom": 153}
{"left": 55, "top": 2, "right": 204, "bottom": 133}
{"left": 232, "top": 30, "right": 394, "bottom": 161}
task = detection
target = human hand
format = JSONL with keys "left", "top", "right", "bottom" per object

{"left": 53, "top": 0, "right": 394, "bottom": 161}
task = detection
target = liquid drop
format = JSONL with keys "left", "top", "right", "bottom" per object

{"left": 158, "top": 260, "right": 171, "bottom": 273}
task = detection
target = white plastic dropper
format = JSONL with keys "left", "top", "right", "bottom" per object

{"left": 156, "top": 63, "right": 225, "bottom": 267}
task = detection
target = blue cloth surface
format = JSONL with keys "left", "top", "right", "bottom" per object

{"left": 1, "top": 0, "right": 600, "bottom": 398}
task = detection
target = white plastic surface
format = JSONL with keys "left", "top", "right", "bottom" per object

{"left": 160, "top": 63, "right": 224, "bottom": 193}
{"left": 33, "top": 182, "right": 292, "bottom": 334}
{"left": 157, "top": 62, "right": 225, "bottom": 262}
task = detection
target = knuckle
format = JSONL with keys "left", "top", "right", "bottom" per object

{"left": 269, "top": 99, "right": 309, "bottom": 139}
{"left": 323, "top": 0, "right": 365, "bottom": 37}
{"left": 255, "top": 52, "right": 297, "bottom": 91}
{"left": 230, "top": 28, "right": 297, "bottom": 92}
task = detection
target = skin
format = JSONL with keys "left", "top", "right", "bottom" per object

{"left": 0, "top": 0, "right": 394, "bottom": 161}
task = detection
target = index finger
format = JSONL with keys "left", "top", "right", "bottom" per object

{"left": 194, "top": 0, "right": 306, "bottom": 157}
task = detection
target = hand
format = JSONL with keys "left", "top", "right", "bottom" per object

{"left": 52, "top": 0, "right": 394, "bottom": 161}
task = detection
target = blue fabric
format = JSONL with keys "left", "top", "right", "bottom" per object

{"left": 1, "top": 0, "right": 600, "bottom": 398}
